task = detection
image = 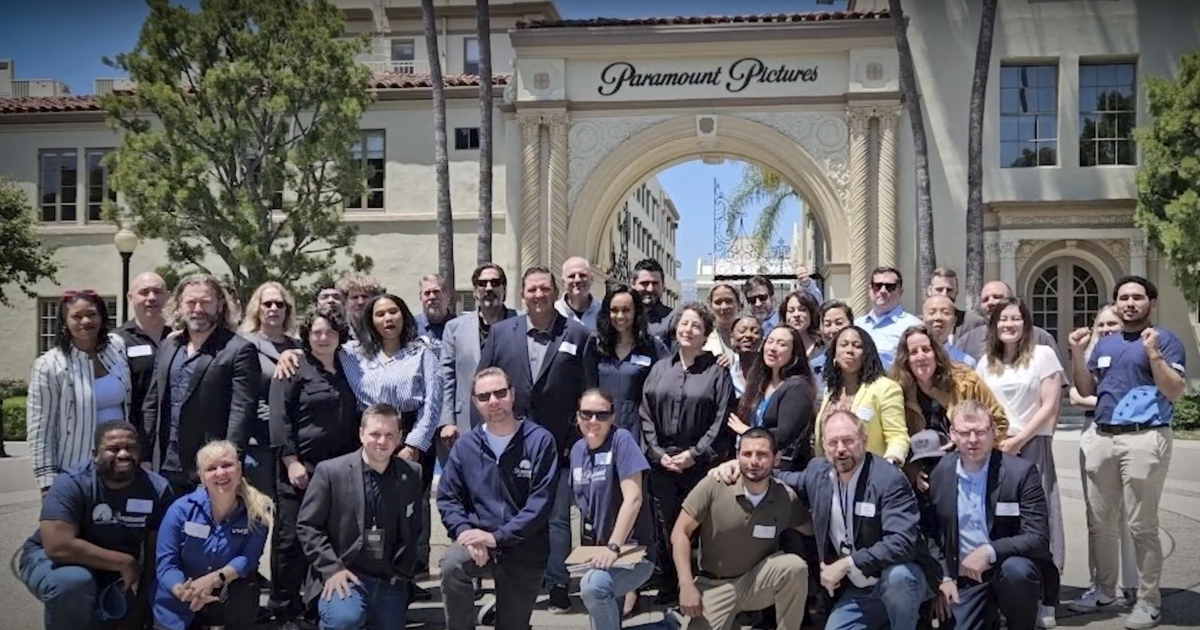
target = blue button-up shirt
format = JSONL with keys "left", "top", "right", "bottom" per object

{"left": 856, "top": 306, "right": 922, "bottom": 370}
{"left": 944, "top": 342, "right": 977, "bottom": 368}
{"left": 956, "top": 459, "right": 992, "bottom": 563}
{"left": 163, "top": 348, "right": 200, "bottom": 473}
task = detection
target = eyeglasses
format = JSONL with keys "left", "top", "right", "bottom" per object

{"left": 577, "top": 409, "right": 614, "bottom": 421}
{"left": 871, "top": 282, "right": 899, "bottom": 292}
{"left": 951, "top": 428, "right": 991, "bottom": 439}
{"left": 474, "top": 387, "right": 510, "bottom": 403}
{"left": 262, "top": 300, "right": 287, "bottom": 309}
{"left": 61, "top": 289, "right": 98, "bottom": 302}
{"left": 748, "top": 294, "right": 771, "bottom": 304}
{"left": 475, "top": 278, "right": 503, "bottom": 288}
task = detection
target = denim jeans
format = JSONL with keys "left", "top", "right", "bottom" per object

{"left": 317, "top": 575, "right": 409, "bottom": 630}
{"left": 824, "top": 562, "right": 931, "bottom": 630}
{"left": 579, "top": 561, "right": 657, "bottom": 630}
{"left": 545, "top": 471, "right": 573, "bottom": 589}
{"left": 19, "top": 547, "right": 118, "bottom": 630}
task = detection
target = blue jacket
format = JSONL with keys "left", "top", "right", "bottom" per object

{"left": 152, "top": 487, "right": 269, "bottom": 630}
{"left": 436, "top": 419, "right": 559, "bottom": 566}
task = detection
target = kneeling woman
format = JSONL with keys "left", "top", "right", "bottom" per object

{"left": 153, "top": 440, "right": 274, "bottom": 630}
{"left": 572, "top": 389, "right": 669, "bottom": 630}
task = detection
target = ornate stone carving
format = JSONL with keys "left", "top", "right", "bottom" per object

{"left": 546, "top": 113, "right": 570, "bottom": 270}
{"left": 566, "top": 115, "right": 672, "bottom": 211}
{"left": 503, "top": 81, "right": 516, "bottom": 105}
{"left": 1015, "top": 240, "right": 1043, "bottom": 272}
{"left": 985, "top": 241, "right": 1001, "bottom": 263}
{"left": 844, "top": 107, "right": 872, "bottom": 315}
{"left": 874, "top": 107, "right": 900, "bottom": 269}
{"left": 1128, "top": 237, "right": 1147, "bottom": 258}
{"left": 518, "top": 115, "right": 543, "bottom": 269}
{"left": 1097, "top": 238, "right": 1130, "bottom": 265}
{"left": 998, "top": 213, "right": 1131, "bottom": 227}
{"left": 998, "top": 240, "right": 1020, "bottom": 259}
{"left": 740, "top": 112, "right": 851, "bottom": 207}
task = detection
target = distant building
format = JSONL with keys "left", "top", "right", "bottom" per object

{"left": 597, "top": 178, "right": 681, "bottom": 307}
{"left": 695, "top": 223, "right": 813, "bottom": 304}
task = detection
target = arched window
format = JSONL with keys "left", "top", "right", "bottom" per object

{"left": 1029, "top": 260, "right": 1104, "bottom": 357}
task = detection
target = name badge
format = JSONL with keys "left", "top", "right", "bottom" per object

{"left": 183, "top": 521, "right": 211, "bottom": 539}
{"left": 127, "top": 345, "right": 154, "bottom": 358}
{"left": 631, "top": 354, "right": 652, "bottom": 367}
{"left": 856, "top": 407, "right": 875, "bottom": 422}
{"left": 572, "top": 467, "right": 583, "bottom": 484}
{"left": 752, "top": 525, "right": 777, "bottom": 539}
{"left": 1097, "top": 356, "right": 1112, "bottom": 369}
{"left": 126, "top": 498, "right": 154, "bottom": 514}
{"left": 996, "top": 502, "right": 1021, "bottom": 517}
{"left": 854, "top": 502, "right": 877, "bottom": 518}
{"left": 364, "top": 527, "right": 385, "bottom": 560}
{"left": 559, "top": 342, "right": 578, "bottom": 356}
{"left": 594, "top": 452, "right": 612, "bottom": 466}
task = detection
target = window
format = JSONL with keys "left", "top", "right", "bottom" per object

{"left": 1029, "top": 261, "right": 1103, "bottom": 358}
{"left": 999, "top": 64, "right": 1058, "bottom": 167}
{"left": 85, "top": 149, "right": 117, "bottom": 222}
{"left": 39, "top": 149, "right": 78, "bottom": 222}
{"left": 37, "top": 296, "right": 120, "bottom": 354}
{"left": 390, "top": 39, "right": 416, "bottom": 73}
{"left": 454, "top": 127, "right": 480, "bottom": 150}
{"left": 1079, "top": 61, "right": 1137, "bottom": 166}
{"left": 464, "top": 38, "right": 480, "bottom": 75}
{"left": 456, "top": 291, "right": 477, "bottom": 312}
{"left": 347, "top": 130, "right": 385, "bottom": 211}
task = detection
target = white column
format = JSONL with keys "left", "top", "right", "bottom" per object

{"left": 1129, "top": 236, "right": 1147, "bottom": 277}
{"left": 545, "top": 112, "right": 570, "bottom": 271}
{"left": 998, "top": 239, "right": 1019, "bottom": 288}
{"left": 875, "top": 106, "right": 901, "bottom": 270}
{"left": 517, "top": 114, "right": 543, "bottom": 270}
{"left": 846, "top": 106, "right": 873, "bottom": 316}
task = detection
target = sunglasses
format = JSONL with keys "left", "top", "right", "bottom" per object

{"left": 61, "top": 289, "right": 98, "bottom": 302}
{"left": 871, "top": 282, "right": 899, "bottom": 292}
{"left": 262, "top": 300, "right": 287, "bottom": 309}
{"left": 474, "top": 387, "right": 510, "bottom": 403}
{"left": 475, "top": 278, "right": 504, "bottom": 288}
{"left": 577, "top": 409, "right": 614, "bottom": 421}
{"left": 748, "top": 294, "right": 771, "bottom": 304}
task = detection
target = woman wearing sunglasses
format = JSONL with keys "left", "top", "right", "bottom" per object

{"left": 571, "top": 389, "right": 670, "bottom": 630}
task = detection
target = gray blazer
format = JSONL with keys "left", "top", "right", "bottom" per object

{"left": 439, "top": 309, "right": 517, "bottom": 433}
{"left": 240, "top": 332, "right": 299, "bottom": 427}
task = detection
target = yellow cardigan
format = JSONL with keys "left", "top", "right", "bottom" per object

{"left": 815, "top": 376, "right": 910, "bottom": 463}
{"left": 899, "top": 365, "right": 1010, "bottom": 439}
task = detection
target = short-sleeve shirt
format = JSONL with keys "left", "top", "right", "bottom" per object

{"left": 976, "top": 345, "right": 1064, "bottom": 437}
{"left": 681, "top": 475, "right": 809, "bottom": 579}
{"left": 23, "top": 461, "right": 173, "bottom": 571}
{"left": 570, "top": 428, "right": 655, "bottom": 554}
{"left": 1088, "top": 328, "right": 1187, "bottom": 428}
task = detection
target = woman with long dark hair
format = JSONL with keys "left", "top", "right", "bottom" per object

{"left": 592, "top": 286, "right": 669, "bottom": 437}
{"left": 779, "top": 291, "right": 824, "bottom": 363}
{"left": 728, "top": 315, "right": 762, "bottom": 397}
{"left": 27, "top": 290, "right": 130, "bottom": 492}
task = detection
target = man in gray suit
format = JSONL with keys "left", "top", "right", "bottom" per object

{"left": 437, "top": 263, "right": 518, "bottom": 454}
{"left": 296, "top": 403, "right": 424, "bottom": 630}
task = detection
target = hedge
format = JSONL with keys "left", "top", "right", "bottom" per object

{"left": 0, "top": 379, "right": 26, "bottom": 401}
{"left": 2, "top": 396, "right": 25, "bottom": 441}
{"left": 1173, "top": 391, "right": 1200, "bottom": 431}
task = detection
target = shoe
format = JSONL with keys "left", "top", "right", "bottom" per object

{"left": 477, "top": 597, "right": 497, "bottom": 625}
{"left": 1121, "top": 588, "right": 1138, "bottom": 607}
{"left": 409, "top": 582, "right": 433, "bottom": 602}
{"left": 1067, "top": 586, "right": 1122, "bottom": 613}
{"left": 548, "top": 584, "right": 572, "bottom": 614}
{"left": 278, "top": 621, "right": 302, "bottom": 630}
{"left": 654, "top": 588, "right": 679, "bottom": 606}
{"left": 1038, "top": 605, "right": 1057, "bottom": 628}
{"left": 473, "top": 577, "right": 485, "bottom": 600}
{"left": 1125, "top": 601, "right": 1161, "bottom": 630}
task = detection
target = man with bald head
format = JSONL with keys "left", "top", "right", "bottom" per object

{"left": 116, "top": 272, "right": 169, "bottom": 426}
{"left": 957, "top": 281, "right": 1058, "bottom": 361}
{"left": 923, "top": 295, "right": 977, "bottom": 367}
{"left": 554, "top": 256, "right": 602, "bottom": 330}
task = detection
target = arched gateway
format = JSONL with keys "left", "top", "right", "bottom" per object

{"left": 504, "top": 12, "right": 902, "bottom": 314}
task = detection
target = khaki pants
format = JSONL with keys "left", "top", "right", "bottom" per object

{"left": 687, "top": 553, "right": 808, "bottom": 630}
{"left": 1081, "top": 426, "right": 1173, "bottom": 606}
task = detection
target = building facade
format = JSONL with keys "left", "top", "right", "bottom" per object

{"left": 596, "top": 178, "right": 682, "bottom": 307}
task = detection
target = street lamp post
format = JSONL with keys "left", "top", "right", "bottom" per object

{"left": 113, "top": 228, "right": 140, "bottom": 322}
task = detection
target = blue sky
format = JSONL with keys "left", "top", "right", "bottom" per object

{"left": 1, "top": 0, "right": 845, "bottom": 280}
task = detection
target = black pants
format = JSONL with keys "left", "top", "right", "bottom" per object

{"left": 163, "top": 470, "right": 197, "bottom": 497}
{"left": 440, "top": 543, "right": 544, "bottom": 630}
{"left": 269, "top": 483, "right": 308, "bottom": 620}
{"left": 649, "top": 466, "right": 707, "bottom": 591}
{"left": 947, "top": 556, "right": 1042, "bottom": 630}
{"left": 153, "top": 577, "right": 259, "bottom": 630}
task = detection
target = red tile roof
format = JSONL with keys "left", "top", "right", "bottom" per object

{"left": 515, "top": 10, "right": 890, "bottom": 29}
{"left": 0, "top": 73, "right": 510, "bottom": 114}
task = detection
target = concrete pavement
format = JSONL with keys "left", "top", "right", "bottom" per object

{"left": 1, "top": 432, "right": 1199, "bottom": 629}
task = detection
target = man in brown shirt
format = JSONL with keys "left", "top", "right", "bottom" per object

{"left": 670, "top": 427, "right": 811, "bottom": 630}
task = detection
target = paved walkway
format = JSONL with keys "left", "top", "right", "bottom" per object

{"left": 2, "top": 431, "right": 1199, "bottom": 629}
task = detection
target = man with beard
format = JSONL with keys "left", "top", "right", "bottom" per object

{"left": 414, "top": 274, "right": 455, "bottom": 348}
{"left": 554, "top": 257, "right": 602, "bottom": 330}
{"left": 670, "top": 427, "right": 810, "bottom": 630}
{"left": 922, "top": 295, "right": 977, "bottom": 367}
{"left": 1066, "top": 276, "right": 1185, "bottom": 629}
{"left": 631, "top": 259, "right": 676, "bottom": 347}
{"left": 142, "top": 274, "right": 261, "bottom": 495}
{"left": 956, "top": 281, "right": 1057, "bottom": 361}
{"left": 117, "top": 272, "right": 169, "bottom": 427}
{"left": 18, "top": 422, "right": 173, "bottom": 630}
{"left": 335, "top": 273, "right": 384, "bottom": 338}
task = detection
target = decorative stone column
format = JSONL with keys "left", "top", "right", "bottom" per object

{"left": 846, "top": 107, "right": 873, "bottom": 315}
{"left": 875, "top": 106, "right": 901, "bottom": 270}
{"left": 1129, "top": 236, "right": 1148, "bottom": 277}
{"left": 545, "top": 113, "right": 570, "bottom": 272}
{"left": 517, "top": 114, "right": 543, "bottom": 271}
{"left": 998, "top": 239, "right": 1019, "bottom": 288}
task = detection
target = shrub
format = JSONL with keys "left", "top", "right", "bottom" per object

{"left": 0, "top": 379, "right": 27, "bottom": 400}
{"left": 1173, "top": 391, "right": 1200, "bottom": 431}
{"left": 2, "top": 397, "right": 26, "bottom": 441}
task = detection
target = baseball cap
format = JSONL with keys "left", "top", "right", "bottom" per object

{"left": 908, "top": 429, "right": 947, "bottom": 462}
{"left": 96, "top": 579, "right": 128, "bottom": 621}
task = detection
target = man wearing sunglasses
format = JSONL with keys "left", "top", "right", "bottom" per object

{"left": 854, "top": 266, "right": 922, "bottom": 370}
{"left": 437, "top": 367, "right": 559, "bottom": 630}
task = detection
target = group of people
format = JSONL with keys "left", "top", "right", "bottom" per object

{"left": 17, "top": 253, "right": 1181, "bottom": 630}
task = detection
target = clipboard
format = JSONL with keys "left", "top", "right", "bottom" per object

{"left": 565, "top": 545, "right": 646, "bottom": 575}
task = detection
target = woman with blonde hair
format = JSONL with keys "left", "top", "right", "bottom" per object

{"left": 153, "top": 439, "right": 273, "bottom": 630}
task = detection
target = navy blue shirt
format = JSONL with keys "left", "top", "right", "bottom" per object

{"left": 163, "top": 347, "right": 201, "bottom": 472}
{"left": 1088, "top": 328, "right": 1187, "bottom": 428}
{"left": 24, "top": 461, "right": 173, "bottom": 573}
{"left": 570, "top": 428, "right": 655, "bottom": 556}
{"left": 595, "top": 338, "right": 670, "bottom": 436}
{"left": 415, "top": 312, "right": 455, "bottom": 348}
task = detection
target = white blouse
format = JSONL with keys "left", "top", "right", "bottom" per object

{"left": 976, "top": 345, "right": 1064, "bottom": 437}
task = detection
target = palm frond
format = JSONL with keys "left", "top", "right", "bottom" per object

{"left": 750, "top": 188, "right": 795, "bottom": 254}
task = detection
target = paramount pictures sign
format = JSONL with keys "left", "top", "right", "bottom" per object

{"left": 596, "top": 57, "right": 822, "bottom": 97}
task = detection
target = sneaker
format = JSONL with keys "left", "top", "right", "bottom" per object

{"left": 548, "top": 584, "right": 572, "bottom": 614}
{"left": 409, "top": 582, "right": 433, "bottom": 602}
{"left": 1038, "top": 605, "right": 1057, "bottom": 628}
{"left": 1125, "top": 601, "right": 1161, "bottom": 630}
{"left": 477, "top": 597, "right": 497, "bottom": 626}
{"left": 1121, "top": 589, "right": 1137, "bottom": 607}
{"left": 1067, "top": 586, "right": 1122, "bottom": 613}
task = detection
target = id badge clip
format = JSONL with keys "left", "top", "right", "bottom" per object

{"left": 365, "top": 526, "right": 385, "bottom": 560}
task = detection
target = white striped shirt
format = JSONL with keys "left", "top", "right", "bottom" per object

{"left": 341, "top": 339, "right": 443, "bottom": 452}
{"left": 26, "top": 333, "right": 131, "bottom": 489}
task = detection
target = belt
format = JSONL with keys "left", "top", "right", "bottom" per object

{"left": 696, "top": 570, "right": 737, "bottom": 581}
{"left": 1096, "top": 422, "right": 1165, "bottom": 435}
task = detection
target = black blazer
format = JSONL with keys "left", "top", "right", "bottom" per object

{"left": 477, "top": 314, "right": 598, "bottom": 459}
{"left": 141, "top": 327, "right": 260, "bottom": 474}
{"left": 296, "top": 451, "right": 424, "bottom": 601}
{"left": 920, "top": 450, "right": 1052, "bottom": 581}
{"left": 760, "top": 376, "right": 818, "bottom": 471}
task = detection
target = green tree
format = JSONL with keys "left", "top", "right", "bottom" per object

{"left": 1135, "top": 50, "right": 1200, "bottom": 304}
{"left": 101, "top": 0, "right": 375, "bottom": 304}
{"left": 0, "top": 177, "right": 58, "bottom": 306}
{"left": 725, "top": 164, "right": 795, "bottom": 253}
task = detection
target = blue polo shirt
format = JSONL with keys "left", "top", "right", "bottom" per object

{"left": 1087, "top": 328, "right": 1187, "bottom": 429}
{"left": 569, "top": 428, "right": 655, "bottom": 557}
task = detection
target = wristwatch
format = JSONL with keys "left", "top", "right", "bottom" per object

{"left": 606, "top": 543, "right": 621, "bottom": 554}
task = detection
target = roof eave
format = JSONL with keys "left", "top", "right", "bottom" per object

{"left": 510, "top": 19, "right": 894, "bottom": 48}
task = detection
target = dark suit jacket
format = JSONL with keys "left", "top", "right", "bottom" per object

{"left": 760, "top": 376, "right": 818, "bottom": 471}
{"left": 141, "top": 327, "right": 260, "bottom": 474}
{"left": 477, "top": 313, "right": 598, "bottom": 459}
{"left": 296, "top": 451, "right": 424, "bottom": 602}
{"left": 779, "top": 453, "right": 925, "bottom": 580}
{"left": 920, "top": 450, "right": 1052, "bottom": 580}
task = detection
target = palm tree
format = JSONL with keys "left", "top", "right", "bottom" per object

{"left": 888, "top": 0, "right": 937, "bottom": 289}
{"left": 421, "top": 0, "right": 455, "bottom": 295}
{"left": 725, "top": 164, "right": 795, "bottom": 253}
{"left": 475, "top": 0, "right": 494, "bottom": 264}
{"left": 965, "top": 0, "right": 999, "bottom": 309}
